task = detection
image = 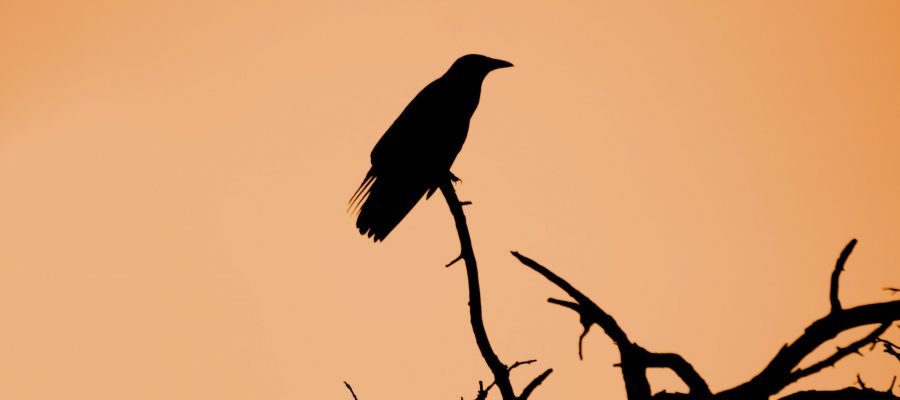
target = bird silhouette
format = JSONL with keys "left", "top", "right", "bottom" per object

{"left": 350, "top": 54, "right": 513, "bottom": 241}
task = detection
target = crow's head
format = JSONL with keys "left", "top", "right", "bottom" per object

{"left": 446, "top": 54, "right": 513, "bottom": 79}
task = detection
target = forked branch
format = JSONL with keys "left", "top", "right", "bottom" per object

{"left": 512, "top": 251, "right": 711, "bottom": 400}
{"left": 512, "top": 239, "right": 900, "bottom": 400}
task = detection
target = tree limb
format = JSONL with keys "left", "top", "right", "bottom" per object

{"left": 512, "top": 251, "right": 711, "bottom": 399}
{"left": 779, "top": 388, "right": 899, "bottom": 400}
{"left": 790, "top": 322, "right": 890, "bottom": 381}
{"left": 717, "top": 302, "right": 900, "bottom": 399}
{"left": 512, "top": 244, "right": 900, "bottom": 400}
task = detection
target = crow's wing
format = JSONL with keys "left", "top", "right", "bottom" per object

{"left": 370, "top": 80, "right": 443, "bottom": 168}
{"left": 353, "top": 76, "right": 472, "bottom": 241}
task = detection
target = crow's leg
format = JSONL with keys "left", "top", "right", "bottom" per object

{"left": 446, "top": 171, "right": 472, "bottom": 206}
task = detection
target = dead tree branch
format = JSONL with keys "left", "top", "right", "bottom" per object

{"left": 830, "top": 239, "right": 857, "bottom": 313}
{"left": 441, "top": 181, "right": 551, "bottom": 400}
{"left": 878, "top": 338, "right": 900, "bottom": 362}
{"left": 789, "top": 323, "right": 890, "bottom": 382}
{"left": 472, "top": 360, "right": 553, "bottom": 400}
{"left": 512, "top": 251, "right": 711, "bottom": 400}
{"left": 720, "top": 240, "right": 900, "bottom": 400}
{"left": 512, "top": 238, "right": 900, "bottom": 400}
{"left": 344, "top": 381, "right": 358, "bottom": 400}
{"left": 779, "top": 388, "right": 898, "bottom": 400}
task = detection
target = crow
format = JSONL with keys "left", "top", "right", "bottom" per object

{"left": 350, "top": 54, "right": 513, "bottom": 241}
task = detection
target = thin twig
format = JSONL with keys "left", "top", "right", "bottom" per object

{"left": 446, "top": 254, "right": 464, "bottom": 267}
{"left": 343, "top": 381, "right": 358, "bottom": 400}
{"left": 478, "top": 359, "right": 543, "bottom": 398}
{"left": 878, "top": 338, "right": 900, "bottom": 362}
{"left": 519, "top": 369, "right": 553, "bottom": 399}
{"left": 790, "top": 322, "right": 890, "bottom": 381}
{"left": 831, "top": 239, "right": 857, "bottom": 313}
{"left": 859, "top": 375, "right": 871, "bottom": 390}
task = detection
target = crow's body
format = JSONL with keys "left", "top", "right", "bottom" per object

{"left": 351, "top": 54, "right": 512, "bottom": 241}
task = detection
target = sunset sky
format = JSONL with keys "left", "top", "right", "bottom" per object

{"left": 1, "top": 1, "right": 899, "bottom": 399}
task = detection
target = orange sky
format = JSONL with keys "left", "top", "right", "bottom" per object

{"left": 1, "top": 1, "right": 899, "bottom": 399}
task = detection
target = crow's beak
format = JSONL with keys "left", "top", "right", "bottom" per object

{"left": 489, "top": 58, "right": 514, "bottom": 70}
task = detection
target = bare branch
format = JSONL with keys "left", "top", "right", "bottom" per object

{"left": 548, "top": 297, "right": 591, "bottom": 360}
{"left": 878, "top": 338, "right": 900, "bottom": 362}
{"left": 718, "top": 301, "right": 900, "bottom": 399}
{"left": 830, "top": 239, "right": 857, "bottom": 313}
{"left": 473, "top": 360, "right": 548, "bottom": 400}
{"left": 509, "top": 359, "right": 538, "bottom": 370}
{"left": 790, "top": 322, "right": 890, "bottom": 381}
{"left": 441, "top": 181, "right": 515, "bottom": 399}
{"left": 519, "top": 369, "right": 553, "bottom": 400}
{"left": 779, "top": 387, "right": 900, "bottom": 400}
{"left": 473, "top": 380, "right": 487, "bottom": 400}
{"left": 512, "top": 251, "right": 711, "bottom": 399}
{"left": 512, "top": 251, "right": 631, "bottom": 346}
{"left": 859, "top": 374, "right": 870, "bottom": 390}
{"left": 446, "top": 254, "right": 464, "bottom": 268}
{"left": 641, "top": 350, "right": 711, "bottom": 397}
{"left": 343, "top": 381, "right": 358, "bottom": 400}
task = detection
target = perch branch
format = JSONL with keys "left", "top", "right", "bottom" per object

{"left": 440, "top": 181, "right": 517, "bottom": 399}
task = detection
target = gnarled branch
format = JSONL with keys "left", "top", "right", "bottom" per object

{"left": 513, "top": 239, "right": 900, "bottom": 400}
{"left": 512, "top": 251, "right": 711, "bottom": 400}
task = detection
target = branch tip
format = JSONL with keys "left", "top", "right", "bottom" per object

{"left": 343, "top": 381, "right": 358, "bottom": 400}
{"left": 446, "top": 254, "right": 463, "bottom": 268}
{"left": 519, "top": 368, "right": 553, "bottom": 400}
{"left": 831, "top": 238, "right": 857, "bottom": 313}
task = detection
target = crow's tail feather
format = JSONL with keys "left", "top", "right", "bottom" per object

{"left": 355, "top": 173, "right": 428, "bottom": 242}
{"left": 348, "top": 170, "right": 376, "bottom": 213}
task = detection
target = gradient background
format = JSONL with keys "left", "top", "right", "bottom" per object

{"left": 1, "top": 1, "right": 899, "bottom": 399}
